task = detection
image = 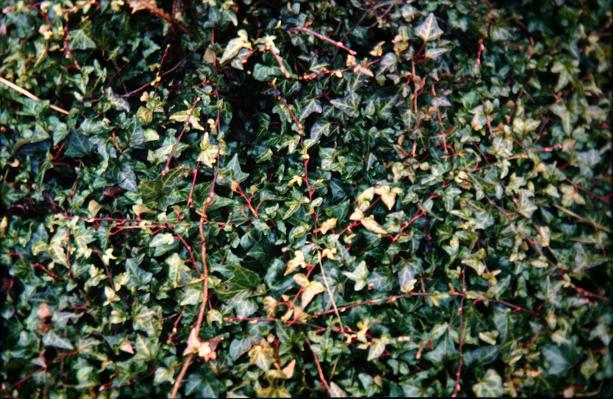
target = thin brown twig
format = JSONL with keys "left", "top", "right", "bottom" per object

{"left": 267, "top": 46, "right": 291, "bottom": 78}
{"left": 0, "top": 76, "right": 69, "bottom": 115}
{"left": 166, "top": 308, "right": 186, "bottom": 344}
{"left": 553, "top": 204, "right": 611, "bottom": 233}
{"left": 128, "top": 0, "right": 190, "bottom": 34}
{"left": 32, "top": 263, "right": 61, "bottom": 281}
{"left": 60, "top": 15, "right": 81, "bottom": 71}
{"left": 289, "top": 26, "right": 357, "bottom": 56}
{"left": 317, "top": 252, "right": 346, "bottom": 334}
{"left": 300, "top": 57, "right": 382, "bottom": 81}
{"left": 187, "top": 161, "right": 200, "bottom": 207}
{"left": 232, "top": 183, "right": 259, "bottom": 218}
{"left": 286, "top": 265, "right": 317, "bottom": 327}
{"left": 271, "top": 85, "right": 322, "bottom": 232}
{"left": 167, "top": 225, "right": 200, "bottom": 273}
{"left": 351, "top": 0, "right": 400, "bottom": 31}
{"left": 11, "top": 350, "right": 80, "bottom": 391}
{"left": 451, "top": 267, "right": 466, "bottom": 398}
{"left": 565, "top": 178, "right": 611, "bottom": 204}
{"left": 120, "top": 58, "right": 185, "bottom": 98}
{"left": 169, "top": 106, "right": 222, "bottom": 398}
{"left": 163, "top": 97, "right": 201, "bottom": 176}
{"left": 225, "top": 316, "right": 357, "bottom": 338}
{"left": 270, "top": 86, "right": 321, "bottom": 233}
{"left": 170, "top": 353, "right": 194, "bottom": 398}
{"left": 169, "top": 191, "right": 213, "bottom": 399}
{"left": 573, "top": 286, "right": 610, "bottom": 302}
{"left": 310, "top": 290, "right": 537, "bottom": 320}
{"left": 155, "top": 44, "right": 172, "bottom": 88}
{"left": 311, "top": 292, "right": 433, "bottom": 318}
{"left": 271, "top": 86, "right": 303, "bottom": 136}
{"left": 305, "top": 335, "right": 332, "bottom": 394}
{"left": 195, "top": 205, "right": 211, "bottom": 334}
{"left": 390, "top": 209, "right": 426, "bottom": 242}
{"left": 451, "top": 292, "right": 538, "bottom": 316}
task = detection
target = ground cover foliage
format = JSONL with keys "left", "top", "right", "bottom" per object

{"left": 0, "top": 0, "right": 612, "bottom": 397}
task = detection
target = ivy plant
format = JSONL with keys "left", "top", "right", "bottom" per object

{"left": 0, "top": 0, "right": 611, "bottom": 397}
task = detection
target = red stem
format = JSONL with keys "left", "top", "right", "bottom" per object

{"left": 163, "top": 97, "right": 202, "bottom": 176}
{"left": 32, "top": 263, "right": 61, "bottom": 281}
{"left": 289, "top": 26, "right": 356, "bottom": 56}
{"left": 451, "top": 267, "right": 466, "bottom": 398}
{"left": 187, "top": 162, "right": 200, "bottom": 207}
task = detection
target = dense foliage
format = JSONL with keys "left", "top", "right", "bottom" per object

{"left": 1, "top": 0, "right": 612, "bottom": 397}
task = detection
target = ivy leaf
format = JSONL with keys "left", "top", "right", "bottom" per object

{"left": 360, "top": 215, "right": 388, "bottom": 235}
{"left": 300, "top": 280, "right": 325, "bottom": 308}
{"left": 284, "top": 250, "right": 306, "bottom": 276}
{"left": 140, "top": 167, "right": 189, "bottom": 210}
{"left": 300, "top": 99, "right": 323, "bottom": 120}
{"left": 119, "top": 164, "right": 138, "bottom": 192}
{"left": 220, "top": 30, "right": 252, "bottom": 64}
{"left": 310, "top": 121, "right": 330, "bottom": 142}
{"left": 424, "top": 329, "right": 456, "bottom": 365}
{"left": 106, "top": 87, "right": 130, "bottom": 112}
{"left": 231, "top": 265, "right": 261, "bottom": 290}
{"left": 180, "top": 287, "right": 201, "bottom": 306}
{"left": 43, "top": 331, "right": 74, "bottom": 351}
{"left": 318, "top": 218, "right": 337, "bottom": 234}
{"left": 398, "top": 265, "right": 417, "bottom": 293}
{"left": 472, "top": 369, "right": 503, "bottom": 397}
{"left": 256, "top": 385, "right": 291, "bottom": 398}
{"left": 424, "top": 47, "right": 448, "bottom": 60}
{"left": 170, "top": 107, "right": 205, "bottom": 131}
{"left": 374, "top": 185, "right": 402, "bottom": 210}
{"left": 478, "top": 331, "right": 499, "bottom": 345}
{"left": 253, "top": 64, "right": 281, "bottom": 81}
{"left": 219, "top": 154, "right": 249, "bottom": 184}
{"left": 70, "top": 28, "right": 96, "bottom": 50}
{"left": 330, "top": 382, "right": 347, "bottom": 398}
{"left": 542, "top": 345, "right": 574, "bottom": 375}
{"left": 131, "top": 304, "right": 161, "bottom": 336}
{"left": 214, "top": 265, "right": 261, "bottom": 301}
{"left": 415, "top": 13, "right": 444, "bottom": 42}
{"left": 134, "top": 334, "right": 159, "bottom": 361}
{"left": 197, "top": 133, "right": 219, "bottom": 167}
{"left": 343, "top": 261, "right": 369, "bottom": 291}
{"left": 166, "top": 253, "right": 190, "bottom": 288}
{"left": 249, "top": 342, "right": 274, "bottom": 371}
{"left": 461, "top": 248, "right": 487, "bottom": 276}
{"left": 149, "top": 233, "right": 176, "bottom": 257}
{"left": 367, "top": 336, "right": 390, "bottom": 361}
{"left": 154, "top": 367, "right": 175, "bottom": 385}
{"left": 229, "top": 337, "right": 255, "bottom": 361}
{"left": 64, "top": 131, "right": 93, "bottom": 158}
